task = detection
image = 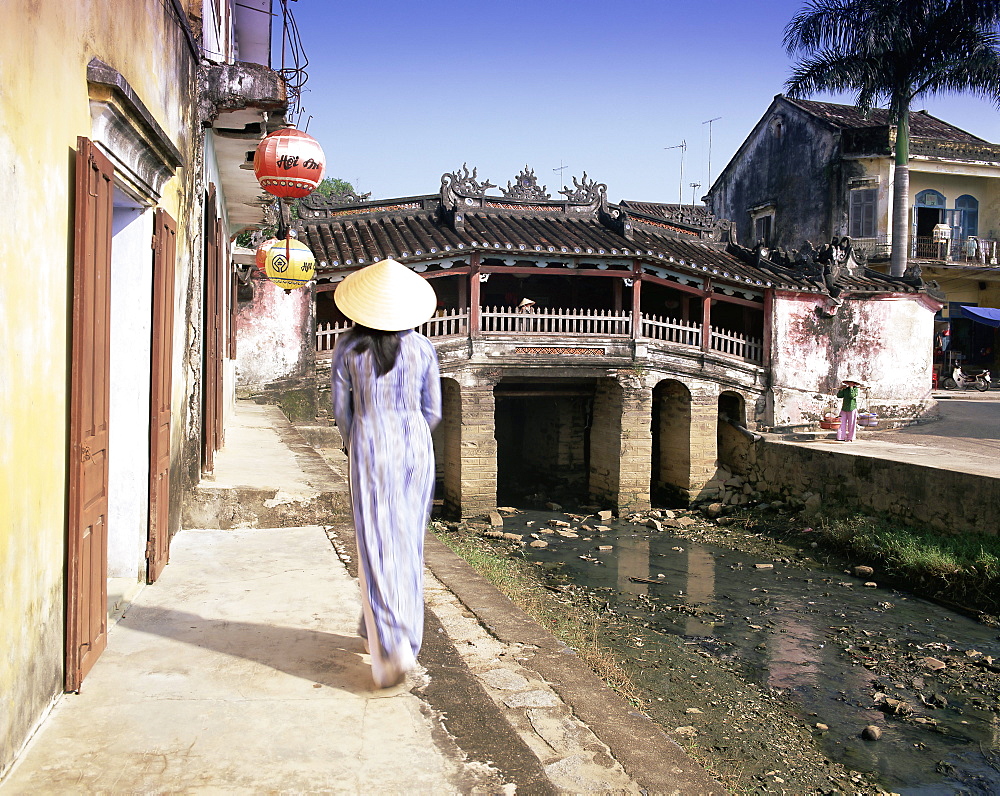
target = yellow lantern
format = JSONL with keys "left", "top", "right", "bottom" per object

{"left": 264, "top": 237, "right": 316, "bottom": 290}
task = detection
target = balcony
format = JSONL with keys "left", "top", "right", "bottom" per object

{"left": 316, "top": 306, "right": 764, "bottom": 366}
{"left": 850, "top": 235, "right": 998, "bottom": 265}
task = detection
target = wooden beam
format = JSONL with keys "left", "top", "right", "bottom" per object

{"left": 478, "top": 265, "right": 631, "bottom": 277}
{"left": 710, "top": 292, "right": 763, "bottom": 309}
{"left": 631, "top": 260, "right": 642, "bottom": 340}
{"left": 640, "top": 272, "right": 708, "bottom": 297}
{"left": 701, "top": 284, "right": 713, "bottom": 353}
{"left": 423, "top": 268, "right": 471, "bottom": 279}
{"left": 470, "top": 251, "right": 482, "bottom": 338}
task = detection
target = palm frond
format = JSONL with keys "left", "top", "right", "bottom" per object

{"left": 784, "top": 0, "right": 1000, "bottom": 110}
{"left": 785, "top": 51, "right": 884, "bottom": 104}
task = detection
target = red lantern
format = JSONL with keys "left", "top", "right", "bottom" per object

{"left": 255, "top": 237, "right": 279, "bottom": 270}
{"left": 253, "top": 127, "right": 326, "bottom": 199}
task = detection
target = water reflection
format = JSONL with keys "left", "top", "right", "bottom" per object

{"left": 616, "top": 534, "right": 649, "bottom": 597}
{"left": 766, "top": 614, "right": 822, "bottom": 691}
{"left": 683, "top": 546, "right": 715, "bottom": 637}
{"left": 505, "top": 510, "right": 1000, "bottom": 793}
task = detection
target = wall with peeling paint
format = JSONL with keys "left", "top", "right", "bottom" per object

{"left": 0, "top": 0, "right": 201, "bottom": 778}
{"left": 769, "top": 292, "right": 936, "bottom": 428}
{"left": 235, "top": 280, "right": 314, "bottom": 389}
{"left": 706, "top": 97, "right": 845, "bottom": 249}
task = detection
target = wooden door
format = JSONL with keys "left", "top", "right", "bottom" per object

{"left": 148, "top": 209, "right": 176, "bottom": 583}
{"left": 67, "top": 137, "right": 113, "bottom": 691}
{"left": 201, "top": 186, "right": 222, "bottom": 473}
{"left": 214, "top": 217, "right": 226, "bottom": 447}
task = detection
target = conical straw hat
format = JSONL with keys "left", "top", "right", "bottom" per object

{"left": 334, "top": 258, "right": 437, "bottom": 331}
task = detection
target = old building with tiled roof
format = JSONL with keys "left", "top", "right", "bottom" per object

{"left": 235, "top": 166, "right": 942, "bottom": 518}
{"left": 703, "top": 95, "right": 1000, "bottom": 383}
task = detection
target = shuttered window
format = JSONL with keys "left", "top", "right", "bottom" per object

{"left": 849, "top": 189, "right": 877, "bottom": 238}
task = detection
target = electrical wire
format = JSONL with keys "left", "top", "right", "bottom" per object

{"left": 277, "top": 0, "right": 309, "bottom": 123}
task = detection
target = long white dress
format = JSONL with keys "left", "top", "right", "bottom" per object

{"left": 331, "top": 330, "right": 441, "bottom": 686}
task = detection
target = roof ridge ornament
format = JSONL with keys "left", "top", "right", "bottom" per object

{"left": 558, "top": 172, "right": 607, "bottom": 207}
{"left": 441, "top": 164, "right": 496, "bottom": 209}
{"left": 501, "top": 166, "right": 551, "bottom": 201}
{"left": 299, "top": 188, "right": 373, "bottom": 217}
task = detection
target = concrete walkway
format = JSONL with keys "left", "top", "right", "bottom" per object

{"left": 2, "top": 403, "right": 720, "bottom": 795}
{"left": 781, "top": 393, "right": 1000, "bottom": 478}
{"left": 3, "top": 527, "right": 476, "bottom": 794}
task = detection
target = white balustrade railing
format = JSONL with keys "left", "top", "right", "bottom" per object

{"left": 316, "top": 307, "right": 470, "bottom": 354}
{"left": 640, "top": 314, "right": 701, "bottom": 348}
{"left": 480, "top": 306, "right": 631, "bottom": 335}
{"left": 316, "top": 307, "right": 763, "bottom": 365}
{"left": 417, "top": 307, "right": 470, "bottom": 338}
{"left": 316, "top": 320, "right": 352, "bottom": 352}
{"left": 709, "top": 327, "right": 763, "bottom": 363}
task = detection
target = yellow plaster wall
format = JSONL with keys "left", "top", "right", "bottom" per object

{"left": 855, "top": 159, "right": 1000, "bottom": 241}
{"left": 909, "top": 171, "right": 995, "bottom": 228}
{"left": 0, "top": 0, "right": 196, "bottom": 774}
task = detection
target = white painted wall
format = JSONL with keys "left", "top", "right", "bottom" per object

{"left": 108, "top": 198, "right": 153, "bottom": 579}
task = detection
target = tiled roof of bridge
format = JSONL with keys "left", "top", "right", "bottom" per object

{"left": 297, "top": 176, "right": 921, "bottom": 296}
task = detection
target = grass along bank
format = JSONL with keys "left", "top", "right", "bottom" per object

{"left": 729, "top": 507, "right": 1000, "bottom": 618}
{"left": 429, "top": 520, "right": 639, "bottom": 704}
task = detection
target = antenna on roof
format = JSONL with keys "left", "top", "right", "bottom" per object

{"left": 664, "top": 141, "right": 686, "bottom": 206}
{"left": 702, "top": 117, "right": 722, "bottom": 187}
{"left": 553, "top": 160, "right": 569, "bottom": 190}
{"left": 690, "top": 182, "right": 701, "bottom": 208}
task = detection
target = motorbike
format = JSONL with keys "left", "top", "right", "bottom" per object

{"left": 942, "top": 366, "right": 991, "bottom": 391}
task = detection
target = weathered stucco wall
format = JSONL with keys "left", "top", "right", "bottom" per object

{"left": 707, "top": 98, "right": 842, "bottom": 250}
{"left": 769, "top": 292, "right": 936, "bottom": 427}
{"left": 0, "top": 0, "right": 199, "bottom": 777}
{"left": 235, "top": 279, "right": 314, "bottom": 390}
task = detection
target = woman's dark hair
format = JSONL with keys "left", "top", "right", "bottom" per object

{"left": 347, "top": 324, "right": 401, "bottom": 376}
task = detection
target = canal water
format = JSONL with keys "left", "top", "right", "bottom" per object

{"left": 498, "top": 510, "right": 1000, "bottom": 794}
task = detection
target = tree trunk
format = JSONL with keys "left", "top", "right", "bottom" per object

{"left": 890, "top": 108, "right": 910, "bottom": 277}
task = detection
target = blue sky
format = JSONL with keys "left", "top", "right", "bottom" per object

{"left": 286, "top": 0, "right": 1000, "bottom": 204}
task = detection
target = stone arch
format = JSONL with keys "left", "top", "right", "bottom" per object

{"left": 494, "top": 378, "right": 592, "bottom": 506}
{"left": 651, "top": 379, "right": 691, "bottom": 504}
{"left": 717, "top": 391, "right": 749, "bottom": 475}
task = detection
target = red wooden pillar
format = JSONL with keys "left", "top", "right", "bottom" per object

{"left": 701, "top": 283, "right": 713, "bottom": 353}
{"left": 630, "top": 260, "right": 642, "bottom": 339}
{"left": 469, "top": 251, "right": 481, "bottom": 338}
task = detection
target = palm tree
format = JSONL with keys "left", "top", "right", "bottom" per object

{"left": 784, "top": 0, "right": 1000, "bottom": 276}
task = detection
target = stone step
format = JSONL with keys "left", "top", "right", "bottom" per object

{"left": 183, "top": 484, "right": 349, "bottom": 530}
{"left": 182, "top": 405, "right": 350, "bottom": 530}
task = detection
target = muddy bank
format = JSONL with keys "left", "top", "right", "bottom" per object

{"left": 439, "top": 506, "right": 1000, "bottom": 795}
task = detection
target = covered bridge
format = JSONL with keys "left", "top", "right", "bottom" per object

{"left": 239, "top": 166, "right": 941, "bottom": 518}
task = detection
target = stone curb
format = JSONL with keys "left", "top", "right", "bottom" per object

{"left": 423, "top": 533, "right": 725, "bottom": 795}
